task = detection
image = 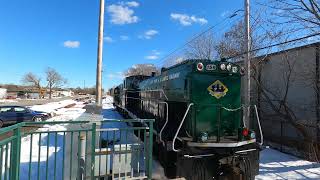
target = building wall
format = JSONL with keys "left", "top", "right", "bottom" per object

{"left": 252, "top": 43, "right": 320, "bottom": 158}
{"left": 258, "top": 46, "right": 317, "bottom": 122}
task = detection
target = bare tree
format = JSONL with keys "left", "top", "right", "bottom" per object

{"left": 216, "top": 21, "right": 248, "bottom": 59}
{"left": 124, "top": 64, "right": 159, "bottom": 77}
{"left": 183, "top": 17, "right": 278, "bottom": 62}
{"left": 45, "top": 67, "right": 67, "bottom": 99}
{"left": 259, "top": 0, "right": 320, "bottom": 35}
{"left": 215, "top": 16, "right": 282, "bottom": 60}
{"left": 22, "top": 73, "right": 42, "bottom": 98}
{"left": 184, "top": 32, "right": 218, "bottom": 60}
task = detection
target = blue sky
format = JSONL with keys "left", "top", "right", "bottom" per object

{"left": 0, "top": 0, "right": 244, "bottom": 90}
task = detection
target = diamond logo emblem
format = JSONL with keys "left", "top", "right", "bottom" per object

{"left": 207, "top": 80, "right": 228, "bottom": 99}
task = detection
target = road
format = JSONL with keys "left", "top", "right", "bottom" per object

{"left": 0, "top": 95, "right": 92, "bottom": 106}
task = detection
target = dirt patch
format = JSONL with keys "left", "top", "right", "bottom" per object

{"left": 64, "top": 103, "right": 76, "bottom": 108}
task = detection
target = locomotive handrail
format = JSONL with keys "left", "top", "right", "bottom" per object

{"left": 125, "top": 89, "right": 168, "bottom": 100}
{"left": 158, "top": 102, "right": 169, "bottom": 146}
{"left": 173, "top": 103, "right": 194, "bottom": 152}
{"left": 242, "top": 106, "right": 247, "bottom": 127}
{"left": 254, "top": 105, "right": 264, "bottom": 146}
{"left": 119, "top": 96, "right": 169, "bottom": 145}
{"left": 221, "top": 106, "right": 243, "bottom": 112}
{"left": 121, "top": 96, "right": 166, "bottom": 102}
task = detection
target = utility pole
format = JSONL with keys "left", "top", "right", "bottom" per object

{"left": 244, "top": 0, "right": 251, "bottom": 128}
{"left": 96, "top": 0, "right": 105, "bottom": 106}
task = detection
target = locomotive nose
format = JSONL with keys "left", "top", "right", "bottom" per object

{"left": 190, "top": 73, "right": 242, "bottom": 142}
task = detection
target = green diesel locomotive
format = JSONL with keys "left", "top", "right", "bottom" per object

{"left": 113, "top": 59, "right": 262, "bottom": 179}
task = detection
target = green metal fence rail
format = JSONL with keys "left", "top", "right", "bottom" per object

{"left": 0, "top": 119, "right": 154, "bottom": 180}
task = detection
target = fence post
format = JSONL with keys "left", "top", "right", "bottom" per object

{"left": 10, "top": 126, "right": 21, "bottom": 180}
{"left": 148, "top": 120, "right": 153, "bottom": 180}
{"left": 91, "top": 123, "right": 96, "bottom": 180}
{"left": 78, "top": 135, "right": 86, "bottom": 180}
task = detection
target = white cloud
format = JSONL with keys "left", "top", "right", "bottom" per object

{"left": 140, "top": 29, "right": 159, "bottom": 39}
{"left": 145, "top": 55, "right": 158, "bottom": 60}
{"left": 125, "top": 1, "right": 139, "bottom": 7}
{"left": 220, "top": 11, "right": 230, "bottom": 17}
{"left": 276, "top": 9, "right": 284, "bottom": 14}
{"left": 170, "top": 13, "right": 208, "bottom": 26}
{"left": 104, "top": 36, "right": 114, "bottom": 43}
{"left": 107, "top": 3, "right": 139, "bottom": 25}
{"left": 145, "top": 50, "right": 161, "bottom": 60}
{"left": 307, "top": 36, "right": 320, "bottom": 42}
{"left": 106, "top": 72, "right": 124, "bottom": 79}
{"left": 63, "top": 41, "right": 80, "bottom": 48}
{"left": 120, "top": 35, "right": 129, "bottom": 40}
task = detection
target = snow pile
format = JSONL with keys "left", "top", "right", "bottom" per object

{"left": 30, "top": 99, "right": 76, "bottom": 114}
{"left": 47, "top": 102, "right": 86, "bottom": 121}
{"left": 256, "top": 147, "right": 320, "bottom": 179}
{"left": 102, "top": 96, "right": 114, "bottom": 109}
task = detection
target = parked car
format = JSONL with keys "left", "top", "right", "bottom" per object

{"left": 0, "top": 106, "right": 50, "bottom": 128}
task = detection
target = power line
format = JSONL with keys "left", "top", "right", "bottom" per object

{"left": 155, "top": 9, "right": 244, "bottom": 67}
{"left": 226, "top": 32, "right": 320, "bottom": 60}
{"left": 157, "top": 14, "right": 245, "bottom": 67}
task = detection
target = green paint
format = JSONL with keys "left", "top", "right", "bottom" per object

{"left": 140, "top": 60, "right": 242, "bottom": 142}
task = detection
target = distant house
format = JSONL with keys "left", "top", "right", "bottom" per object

{"left": 27, "top": 92, "right": 41, "bottom": 99}
{"left": 53, "top": 90, "right": 74, "bottom": 97}
{"left": 0, "top": 85, "right": 46, "bottom": 99}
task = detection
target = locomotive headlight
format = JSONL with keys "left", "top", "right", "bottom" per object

{"left": 240, "top": 67, "right": 245, "bottom": 75}
{"left": 232, "top": 66, "right": 238, "bottom": 73}
{"left": 197, "top": 63, "right": 204, "bottom": 71}
{"left": 199, "top": 132, "right": 209, "bottom": 142}
{"left": 220, "top": 63, "right": 226, "bottom": 70}
{"left": 226, "top": 64, "right": 232, "bottom": 71}
{"left": 250, "top": 131, "right": 256, "bottom": 139}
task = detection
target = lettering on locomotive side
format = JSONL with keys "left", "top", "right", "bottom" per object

{"left": 147, "top": 72, "right": 180, "bottom": 85}
{"left": 168, "top": 72, "right": 180, "bottom": 80}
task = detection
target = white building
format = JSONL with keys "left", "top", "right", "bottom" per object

{"left": 53, "top": 90, "right": 74, "bottom": 97}
{"left": 0, "top": 88, "right": 7, "bottom": 99}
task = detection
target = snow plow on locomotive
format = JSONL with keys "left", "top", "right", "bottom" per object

{"left": 112, "top": 59, "right": 263, "bottom": 180}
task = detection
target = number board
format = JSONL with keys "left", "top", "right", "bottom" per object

{"left": 206, "top": 64, "right": 216, "bottom": 71}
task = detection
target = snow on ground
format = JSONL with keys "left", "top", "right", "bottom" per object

{"left": 9, "top": 96, "right": 320, "bottom": 180}
{"left": 100, "top": 96, "right": 168, "bottom": 179}
{"left": 256, "top": 147, "right": 320, "bottom": 180}
{"left": 18, "top": 99, "right": 86, "bottom": 180}
{"left": 30, "top": 99, "right": 76, "bottom": 114}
